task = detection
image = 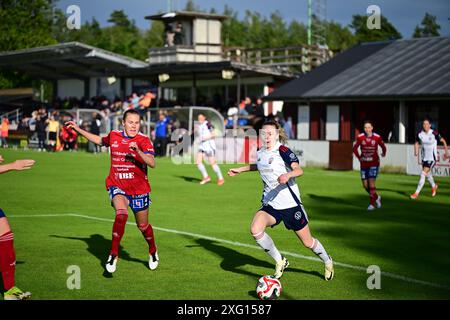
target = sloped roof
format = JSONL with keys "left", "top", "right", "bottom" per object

{"left": 267, "top": 37, "right": 450, "bottom": 101}
{"left": 0, "top": 42, "right": 147, "bottom": 80}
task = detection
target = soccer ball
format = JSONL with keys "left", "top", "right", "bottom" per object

{"left": 256, "top": 276, "right": 282, "bottom": 300}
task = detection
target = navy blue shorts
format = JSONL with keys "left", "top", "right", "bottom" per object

{"left": 360, "top": 166, "right": 379, "bottom": 180}
{"left": 108, "top": 187, "right": 151, "bottom": 213}
{"left": 0, "top": 208, "right": 5, "bottom": 218}
{"left": 260, "top": 204, "right": 309, "bottom": 231}
{"left": 422, "top": 160, "right": 436, "bottom": 169}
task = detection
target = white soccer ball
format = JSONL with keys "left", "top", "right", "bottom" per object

{"left": 256, "top": 275, "right": 282, "bottom": 300}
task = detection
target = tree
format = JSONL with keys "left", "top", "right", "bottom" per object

{"left": 0, "top": 0, "right": 57, "bottom": 88}
{"left": 350, "top": 14, "right": 402, "bottom": 43}
{"left": 413, "top": 13, "right": 441, "bottom": 38}
{"left": 326, "top": 21, "right": 356, "bottom": 52}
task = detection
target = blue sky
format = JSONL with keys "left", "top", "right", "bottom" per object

{"left": 57, "top": 0, "right": 450, "bottom": 37}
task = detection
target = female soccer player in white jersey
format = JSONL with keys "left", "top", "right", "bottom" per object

{"left": 227, "top": 120, "right": 334, "bottom": 280}
{"left": 411, "top": 118, "right": 449, "bottom": 199}
{"left": 66, "top": 109, "right": 159, "bottom": 273}
{"left": 196, "top": 113, "right": 225, "bottom": 185}
{"left": 0, "top": 155, "right": 34, "bottom": 300}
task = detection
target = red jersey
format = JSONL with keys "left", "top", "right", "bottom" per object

{"left": 101, "top": 130, "right": 155, "bottom": 195}
{"left": 353, "top": 133, "right": 386, "bottom": 168}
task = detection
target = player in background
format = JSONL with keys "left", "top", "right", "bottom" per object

{"left": 228, "top": 120, "right": 334, "bottom": 281}
{"left": 353, "top": 121, "right": 387, "bottom": 211}
{"left": 195, "top": 113, "right": 225, "bottom": 185}
{"left": 411, "top": 118, "right": 449, "bottom": 199}
{"left": 0, "top": 155, "right": 34, "bottom": 300}
{"left": 65, "top": 109, "right": 159, "bottom": 273}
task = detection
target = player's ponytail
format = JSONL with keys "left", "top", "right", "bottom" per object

{"left": 262, "top": 120, "right": 288, "bottom": 145}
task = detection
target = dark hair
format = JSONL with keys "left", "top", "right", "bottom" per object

{"left": 363, "top": 120, "right": 373, "bottom": 126}
{"left": 123, "top": 109, "right": 140, "bottom": 121}
{"left": 423, "top": 117, "right": 432, "bottom": 124}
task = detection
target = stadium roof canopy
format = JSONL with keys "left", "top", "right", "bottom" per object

{"left": 0, "top": 42, "right": 148, "bottom": 80}
{"left": 266, "top": 36, "right": 450, "bottom": 101}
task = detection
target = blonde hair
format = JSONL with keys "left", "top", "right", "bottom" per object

{"left": 262, "top": 120, "right": 288, "bottom": 145}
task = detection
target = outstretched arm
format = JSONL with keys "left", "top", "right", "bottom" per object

{"left": 65, "top": 121, "right": 102, "bottom": 145}
{"left": 227, "top": 164, "right": 257, "bottom": 176}
{"left": 0, "top": 158, "right": 35, "bottom": 174}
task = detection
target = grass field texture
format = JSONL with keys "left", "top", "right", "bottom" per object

{"left": 0, "top": 149, "right": 449, "bottom": 300}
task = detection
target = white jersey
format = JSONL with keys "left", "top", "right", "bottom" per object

{"left": 256, "top": 142, "right": 301, "bottom": 210}
{"left": 416, "top": 129, "right": 441, "bottom": 162}
{"left": 198, "top": 120, "right": 216, "bottom": 152}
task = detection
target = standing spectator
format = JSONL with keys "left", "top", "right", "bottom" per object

{"left": 283, "top": 117, "right": 295, "bottom": 139}
{"left": 155, "top": 112, "right": 170, "bottom": 157}
{"left": 47, "top": 115, "right": 60, "bottom": 152}
{"left": 254, "top": 98, "right": 265, "bottom": 117}
{"left": 0, "top": 118, "right": 9, "bottom": 148}
{"left": 36, "top": 115, "right": 47, "bottom": 152}
{"left": 90, "top": 113, "right": 102, "bottom": 154}
{"left": 164, "top": 24, "right": 175, "bottom": 47}
{"left": 174, "top": 23, "right": 184, "bottom": 45}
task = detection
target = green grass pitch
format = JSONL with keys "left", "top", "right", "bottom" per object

{"left": 0, "top": 149, "right": 449, "bottom": 300}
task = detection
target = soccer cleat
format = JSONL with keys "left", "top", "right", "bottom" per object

{"left": 4, "top": 287, "right": 32, "bottom": 300}
{"left": 431, "top": 184, "right": 438, "bottom": 197}
{"left": 217, "top": 178, "right": 225, "bottom": 186}
{"left": 410, "top": 193, "right": 419, "bottom": 200}
{"left": 367, "top": 204, "right": 375, "bottom": 211}
{"left": 199, "top": 176, "right": 211, "bottom": 185}
{"left": 375, "top": 196, "right": 382, "bottom": 209}
{"left": 149, "top": 252, "right": 159, "bottom": 270}
{"left": 106, "top": 254, "right": 118, "bottom": 273}
{"left": 324, "top": 257, "right": 334, "bottom": 281}
{"left": 273, "top": 256, "right": 289, "bottom": 279}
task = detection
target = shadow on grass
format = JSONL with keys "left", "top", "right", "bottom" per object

{"left": 186, "top": 238, "right": 322, "bottom": 300}
{"left": 50, "top": 234, "right": 147, "bottom": 278}
{"left": 175, "top": 175, "right": 202, "bottom": 183}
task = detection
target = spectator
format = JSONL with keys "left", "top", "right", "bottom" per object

{"left": 46, "top": 115, "right": 60, "bottom": 152}
{"left": 283, "top": 116, "right": 295, "bottom": 139}
{"left": 155, "top": 112, "right": 170, "bottom": 157}
{"left": 164, "top": 24, "right": 175, "bottom": 47}
{"left": 89, "top": 113, "right": 102, "bottom": 153}
{"left": 36, "top": 115, "right": 47, "bottom": 152}
{"left": 0, "top": 117, "right": 9, "bottom": 148}
{"left": 174, "top": 23, "right": 184, "bottom": 45}
{"left": 244, "top": 97, "right": 254, "bottom": 115}
{"left": 254, "top": 97, "right": 265, "bottom": 117}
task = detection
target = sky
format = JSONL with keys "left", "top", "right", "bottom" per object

{"left": 56, "top": 0, "right": 450, "bottom": 38}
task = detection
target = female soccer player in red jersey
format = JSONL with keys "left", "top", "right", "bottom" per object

{"left": 0, "top": 155, "right": 34, "bottom": 300}
{"left": 66, "top": 109, "right": 158, "bottom": 273}
{"left": 353, "top": 121, "right": 387, "bottom": 211}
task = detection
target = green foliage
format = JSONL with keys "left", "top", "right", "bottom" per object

{"left": 413, "top": 13, "right": 441, "bottom": 38}
{"left": 350, "top": 14, "right": 402, "bottom": 43}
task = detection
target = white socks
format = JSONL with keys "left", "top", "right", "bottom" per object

{"left": 254, "top": 232, "right": 282, "bottom": 262}
{"left": 212, "top": 164, "right": 223, "bottom": 180}
{"left": 309, "top": 238, "right": 331, "bottom": 264}
{"left": 415, "top": 171, "right": 427, "bottom": 194}
{"left": 197, "top": 163, "right": 208, "bottom": 178}
{"left": 427, "top": 172, "right": 436, "bottom": 188}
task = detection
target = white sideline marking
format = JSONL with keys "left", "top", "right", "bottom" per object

{"left": 8, "top": 213, "right": 450, "bottom": 291}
